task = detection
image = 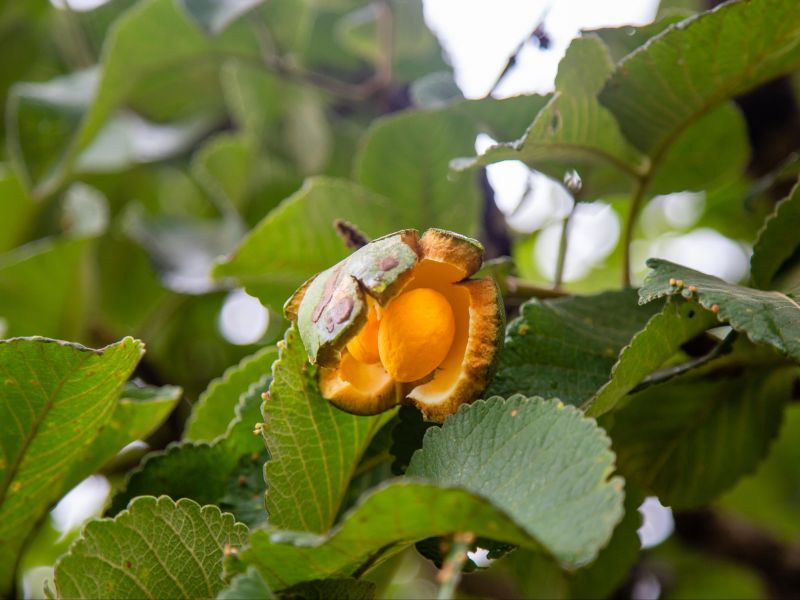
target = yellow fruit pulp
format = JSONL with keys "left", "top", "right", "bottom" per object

{"left": 377, "top": 287, "right": 455, "bottom": 382}
{"left": 345, "top": 299, "right": 381, "bottom": 363}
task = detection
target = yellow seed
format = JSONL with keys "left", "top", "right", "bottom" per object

{"left": 346, "top": 300, "right": 381, "bottom": 364}
{"left": 378, "top": 288, "right": 455, "bottom": 382}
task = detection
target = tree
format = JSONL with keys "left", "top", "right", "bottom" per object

{"left": 1, "top": 0, "right": 799, "bottom": 598}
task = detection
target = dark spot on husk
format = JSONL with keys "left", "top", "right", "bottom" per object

{"left": 330, "top": 296, "right": 354, "bottom": 324}
{"left": 312, "top": 266, "right": 342, "bottom": 322}
{"left": 379, "top": 256, "right": 399, "bottom": 271}
{"left": 325, "top": 315, "right": 335, "bottom": 332}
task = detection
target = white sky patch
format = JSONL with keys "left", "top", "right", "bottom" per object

{"left": 218, "top": 288, "right": 269, "bottom": 345}
{"left": 650, "top": 228, "right": 751, "bottom": 283}
{"left": 638, "top": 496, "right": 675, "bottom": 549}
{"left": 424, "top": 0, "right": 659, "bottom": 98}
{"left": 51, "top": 475, "right": 111, "bottom": 539}
{"left": 535, "top": 201, "right": 620, "bottom": 281}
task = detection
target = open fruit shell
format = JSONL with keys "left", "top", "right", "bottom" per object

{"left": 285, "top": 228, "right": 504, "bottom": 422}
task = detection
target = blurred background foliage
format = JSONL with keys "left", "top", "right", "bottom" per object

{"left": 2, "top": 0, "right": 800, "bottom": 598}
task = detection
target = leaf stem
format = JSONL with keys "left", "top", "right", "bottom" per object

{"left": 622, "top": 177, "right": 649, "bottom": 287}
{"left": 436, "top": 532, "right": 474, "bottom": 600}
{"left": 553, "top": 205, "right": 575, "bottom": 291}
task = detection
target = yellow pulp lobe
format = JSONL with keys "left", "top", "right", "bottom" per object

{"left": 378, "top": 287, "right": 455, "bottom": 382}
{"left": 346, "top": 299, "right": 381, "bottom": 364}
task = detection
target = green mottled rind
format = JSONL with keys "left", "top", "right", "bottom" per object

{"left": 639, "top": 259, "right": 800, "bottom": 361}
{"left": 54, "top": 497, "right": 249, "bottom": 599}
{"left": 296, "top": 232, "right": 418, "bottom": 365}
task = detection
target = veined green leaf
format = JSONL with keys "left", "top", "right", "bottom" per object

{"left": 600, "top": 0, "right": 800, "bottom": 159}
{"left": 184, "top": 345, "right": 278, "bottom": 442}
{"left": 263, "top": 325, "right": 390, "bottom": 533}
{"left": 110, "top": 377, "right": 269, "bottom": 526}
{"left": 458, "top": 36, "right": 646, "bottom": 198}
{"left": 487, "top": 289, "right": 662, "bottom": 406}
{"left": 0, "top": 336, "right": 143, "bottom": 595}
{"left": 53, "top": 496, "right": 248, "bottom": 599}
{"left": 213, "top": 177, "right": 413, "bottom": 313}
{"left": 587, "top": 299, "right": 717, "bottom": 417}
{"left": 355, "top": 108, "right": 482, "bottom": 236}
{"left": 750, "top": 181, "right": 800, "bottom": 290}
{"left": 408, "top": 396, "right": 624, "bottom": 567}
{"left": 62, "top": 383, "right": 181, "bottom": 494}
{"left": 239, "top": 396, "right": 622, "bottom": 589}
{"left": 611, "top": 364, "right": 793, "bottom": 507}
{"left": 639, "top": 259, "right": 800, "bottom": 361}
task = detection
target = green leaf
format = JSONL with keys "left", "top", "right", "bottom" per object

{"left": 355, "top": 109, "right": 482, "bottom": 236}
{"left": 110, "top": 377, "right": 269, "bottom": 526}
{"left": 240, "top": 482, "right": 539, "bottom": 590}
{"left": 0, "top": 236, "right": 92, "bottom": 340}
{"left": 0, "top": 165, "right": 35, "bottom": 253}
{"left": 646, "top": 102, "right": 750, "bottom": 196}
{"left": 599, "top": 0, "right": 800, "bottom": 158}
{"left": 408, "top": 396, "right": 623, "bottom": 567}
{"left": 0, "top": 336, "right": 143, "bottom": 595}
{"left": 191, "top": 133, "right": 259, "bottom": 210}
{"left": 487, "top": 289, "right": 662, "bottom": 406}
{"left": 506, "top": 487, "right": 644, "bottom": 599}
{"left": 751, "top": 181, "right": 800, "bottom": 290}
{"left": 213, "top": 177, "right": 411, "bottom": 313}
{"left": 180, "top": 0, "right": 263, "bottom": 35}
{"left": 217, "top": 567, "right": 275, "bottom": 600}
{"left": 263, "top": 325, "right": 390, "bottom": 533}
{"left": 568, "top": 487, "right": 644, "bottom": 599}
{"left": 281, "top": 579, "right": 376, "bottom": 600}
{"left": 719, "top": 403, "right": 800, "bottom": 541}
{"left": 611, "top": 364, "right": 794, "bottom": 508}
{"left": 239, "top": 396, "right": 623, "bottom": 589}
{"left": 459, "top": 37, "right": 646, "bottom": 197}
{"left": 62, "top": 383, "right": 182, "bottom": 494}
{"left": 639, "top": 259, "right": 800, "bottom": 361}
{"left": 9, "top": 0, "right": 260, "bottom": 196}
{"left": 587, "top": 13, "right": 691, "bottom": 63}
{"left": 587, "top": 299, "right": 717, "bottom": 417}
{"left": 447, "top": 94, "right": 552, "bottom": 145}
{"left": 185, "top": 345, "right": 278, "bottom": 442}
{"left": 53, "top": 496, "right": 249, "bottom": 599}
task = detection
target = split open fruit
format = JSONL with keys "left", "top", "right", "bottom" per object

{"left": 284, "top": 228, "right": 504, "bottom": 422}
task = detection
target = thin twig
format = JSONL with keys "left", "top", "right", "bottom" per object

{"left": 553, "top": 204, "right": 575, "bottom": 291}
{"left": 506, "top": 276, "right": 569, "bottom": 299}
{"left": 436, "top": 532, "right": 475, "bottom": 600}
{"left": 487, "top": 3, "right": 553, "bottom": 96}
{"left": 622, "top": 177, "right": 649, "bottom": 287}
{"left": 630, "top": 329, "right": 738, "bottom": 394}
